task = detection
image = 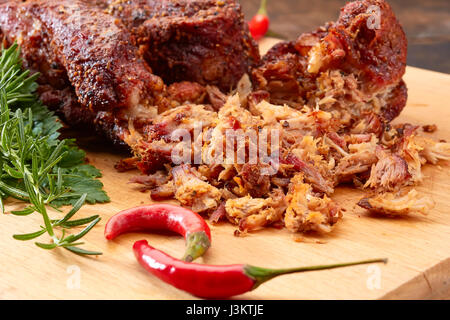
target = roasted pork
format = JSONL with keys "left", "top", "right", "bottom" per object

{"left": 102, "top": 0, "right": 260, "bottom": 91}
{"left": 252, "top": 0, "right": 408, "bottom": 131}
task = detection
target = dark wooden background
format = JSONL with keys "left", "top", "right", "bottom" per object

{"left": 241, "top": 0, "right": 450, "bottom": 74}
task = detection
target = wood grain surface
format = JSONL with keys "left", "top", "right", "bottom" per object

{"left": 0, "top": 38, "right": 449, "bottom": 300}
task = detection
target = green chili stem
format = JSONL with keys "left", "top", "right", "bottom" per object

{"left": 182, "top": 231, "right": 211, "bottom": 262}
{"left": 257, "top": 0, "right": 268, "bottom": 16}
{"left": 245, "top": 258, "right": 388, "bottom": 289}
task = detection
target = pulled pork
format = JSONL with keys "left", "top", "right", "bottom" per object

{"left": 225, "top": 189, "right": 286, "bottom": 232}
{"left": 124, "top": 0, "right": 450, "bottom": 235}
{"left": 358, "top": 189, "right": 435, "bottom": 216}
{"left": 172, "top": 165, "right": 222, "bottom": 213}
{"left": 285, "top": 174, "right": 341, "bottom": 233}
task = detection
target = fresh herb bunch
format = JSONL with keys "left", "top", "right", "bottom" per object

{"left": 0, "top": 44, "right": 110, "bottom": 255}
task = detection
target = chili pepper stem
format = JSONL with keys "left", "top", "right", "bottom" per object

{"left": 182, "top": 231, "right": 211, "bottom": 262}
{"left": 245, "top": 258, "right": 388, "bottom": 289}
{"left": 265, "top": 29, "right": 287, "bottom": 40}
{"left": 257, "top": 0, "right": 268, "bottom": 16}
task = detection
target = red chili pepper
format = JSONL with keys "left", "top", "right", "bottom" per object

{"left": 134, "top": 240, "right": 387, "bottom": 299}
{"left": 248, "top": 0, "right": 270, "bottom": 40}
{"left": 105, "top": 204, "right": 211, "bottom": 262}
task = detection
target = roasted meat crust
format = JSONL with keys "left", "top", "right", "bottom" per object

{"left": 334, "top": 0, "right": 407, "bottom": 90}
{"left": 103, "top": 0, "right": 260, "bottom": 91}
{"left": 0, "top": 0, "right": 168, "bottom": 145}
{"left": 0, "top": 0, "right": 165, "bottom": 112}
{"left": 0, "top": 0, "right": 259, "bottom": 144}
{"left": 37, "top": 85, "right": 130, "bottom": 147}
{"left": 252, "top": 0, "right": 408, "bottom": 126}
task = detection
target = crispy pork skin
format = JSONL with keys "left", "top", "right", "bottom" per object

{"left": 103, "top": 0, "right": 260, "bottom": 91}
{"left": 0, "top": 0, "right": 165, "bottom": 111}
{"left": 0, "top": 0, "right": 166, "bottom": 144}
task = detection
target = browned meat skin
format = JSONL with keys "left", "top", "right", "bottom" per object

{"left": 103, "top": 0, "right": 260, "bottom": 91}
{"left": 332, "top": 0, "right": 407, "bottom": 90}
{"left": 0, "top": 0, "right": 165, "bottom": 111}
{"left": 381, "top": 80, "right": 408, "bottom": 122}
{"left": 0, "top": 0, "right": 168, "bottom": 145}
{"left": 0, "top": 0, "right": 257, "bottom": 145}
{"left": 38, "top": 85, "right": 130, "bottom": 146}
{"left": 252, "top": 0, "right": 408, "bottom": 127}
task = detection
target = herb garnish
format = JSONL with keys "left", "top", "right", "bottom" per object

{"left": 0, "top": 44, "right": 109, "bottom": 255}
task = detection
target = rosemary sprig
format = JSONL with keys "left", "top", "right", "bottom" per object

{"left": 0, "top": 44, "right": 107, "bottom": 256}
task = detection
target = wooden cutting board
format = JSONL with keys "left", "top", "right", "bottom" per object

{"left": 0, "top": 38, "right": 449, "bottom": 300}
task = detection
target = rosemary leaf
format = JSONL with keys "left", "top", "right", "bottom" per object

{"left": 63, "top": 217, "right": 101, "bottom": 244}
{"left": 58, "top": 215, "right": 100, "bottom": 228}
{"left": 35, "top": 242, "right": 58, "bottom": 250}
{"left": 53, "top": 193, "right": 87, "bottom": 226}
{"left": 64, "top": 246, "right": 103, "bottom": 256}
{"left": 13, "top": 229, "right": 46, "bottom": 240}
{"left": 10, "top": 206, "right": 35, "bottom": 216}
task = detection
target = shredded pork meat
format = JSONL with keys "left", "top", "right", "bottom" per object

{"left": 172, "top": 165, "right": 221, "bottom": 213}
{"left": 285, "top": 174, "right": 341, "bottom": 233}
{"left": 225, "top": 189, "right": 286, "bottom": 232}
{"left": 358, "top": 189, "right": 435, "bottom": 216}
{"left": 120, "top": 0, "right": 450, "bottom": 235}
{"left": 127, "top": 87, "right": 450, "bottom": 233}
